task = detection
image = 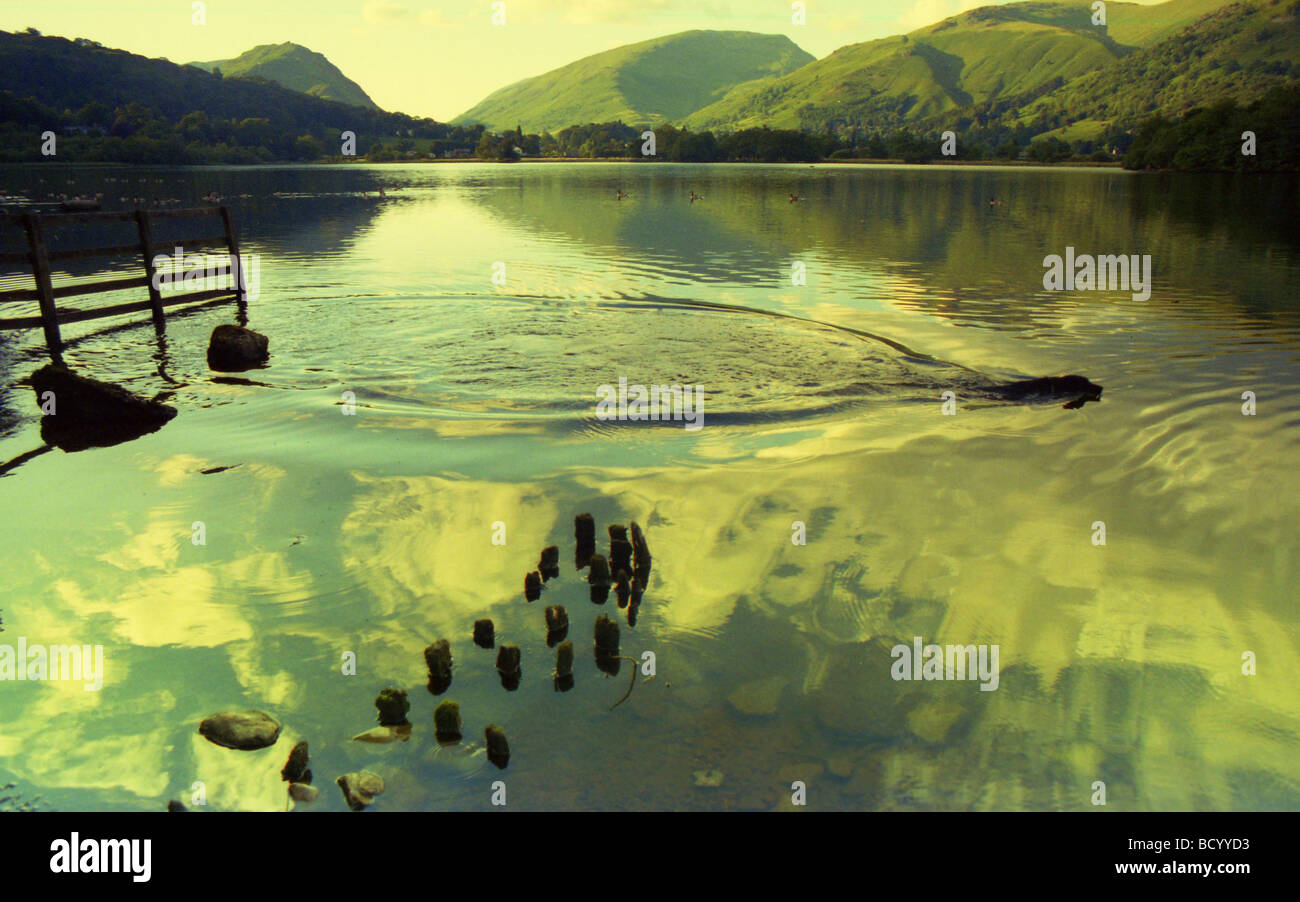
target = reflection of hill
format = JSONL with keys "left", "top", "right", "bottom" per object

{"left": 468, "top": 165, "right": 1300, "bottom": 321}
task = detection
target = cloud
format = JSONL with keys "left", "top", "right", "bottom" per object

{"left": 362, "top": 0, "right": 414, "bottom": 25}
{"left": 362, "top": 1, "right": 462, "bottom": 27}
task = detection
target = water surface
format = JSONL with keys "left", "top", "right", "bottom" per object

{"left": 1, "top": 162, "right": 1297, "bottom": 811}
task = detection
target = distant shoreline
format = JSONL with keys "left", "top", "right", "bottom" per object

{"left": 338, "top": 157, "right": 1125, "bottom": 169}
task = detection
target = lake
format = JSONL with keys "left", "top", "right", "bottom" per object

{"left": 0, "top": 161, "right": 1297, "bottom": 811}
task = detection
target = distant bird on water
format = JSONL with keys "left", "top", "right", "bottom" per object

{"left": 789, "top": 193, "right": 801, "bottom": 203}
{"left": 689, "top": 191, "right": 702, "bottom": 202}
{"left": 616, "top": 189, "right": 628, "bottom": 200}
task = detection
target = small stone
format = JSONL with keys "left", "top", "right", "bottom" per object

{"left": 588, "top": 554, "right": 611, "bottom": 604}
{"left": 280, "top": 741, "right": 309, "bottom": 783}
{"left": 545, "top": 604, "right": 568, "bottom": 640}
{"left": 594, "top": 615, "right": 620, "bottom": 675}
{"left": 554, "top": 640, "right": 575, "bottom": 692}
{"left": 198, "top": 710, "right": 281, "bottom": 750}
{"left": 424, "top": 639, "right": 453, "bottom": 694}
{"left": 554, "top": 640, "right": 574, "bottom": 678}
{"left": 352, "top": 724, "right": 411, "bottom": 743}
{"left": 484, "top": 724, "right": 510, "bottom": 769}
{"left": 207, "top": 323, "right": 269, "bottom": 372}
{"left": 692, "top": 769, "right": 724, "bottom": 788}
{"left": 630, "top": 522, "right": 652, "bottom": 587}
{"left": 473, "top": 619, "right": 495, "bottom": 649}
{"left": 588, "top": 554, "right": 611, "bottom": 587}
{"left": 289, "top": 783, "right": 318, "bottom": 803}
{"left": 726, "top": 676, "right": 787, "bottom": 718}
{"left": 609, "top": 536, "right": 633, "bottom": 579}
{"left": 538, "top": 546, "right": 560, "bottom": 581}
{"left": 524, "top": 571, "right": 542, "bottom": 602}
{"left": 337, "top": 771, "right": 385, "bottom": 811}
{"left": 374, "top": 687, "right": 410, "bottom": 726}
{"left": 575, "top": 513, "right": 596, "bottom": 569}
{"left": 826, "top": 754, "right": 856, "bottom": 779}
{"left": 434, "top": 700, "right": 462, "bottom": 743}
{"left": 497, "top": 644, "right": 521, "bottom": 690}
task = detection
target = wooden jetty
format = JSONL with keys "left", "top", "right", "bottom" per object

{"left": 0, "top": 206, "right": 247, "bottom": 365}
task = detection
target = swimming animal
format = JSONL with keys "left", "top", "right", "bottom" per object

{"left": 989, "top": 375, "right": 1102, "bottom": 409}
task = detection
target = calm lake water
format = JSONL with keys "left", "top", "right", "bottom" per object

{"left": 0, "top": 162, "right": 1297, "bottom": 811}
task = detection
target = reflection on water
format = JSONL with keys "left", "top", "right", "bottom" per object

{"left": 0, "top": 162, "right": 1298, "bottom": 811}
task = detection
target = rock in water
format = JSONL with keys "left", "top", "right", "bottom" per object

{"left": 473, "top": 619, "right": 495, "bottom": 649}
{"left": 280, "top": 741, "right": 310, "bottom": 783}
{"left": 207, "top": 323, "right": 269, "bottom": 371}
{"left": 30, "top": 364, "right": 176, "bottom": 452}
{"left": 614, "top": 570, "right": 631, "bottom": 608}
{"left": 198, "top": 710, "right": 281, "bottom": 750}
{"left": 594, "top": 615, "right": 620, "bottom": 675}
{"left": 609, "top": 525, "right": 633, "bottom": 579}
{"left": 484, "top": 725, "right": 510, "bottom": 769}
{"left": 352, "top": 725, "right": 411, "bottom": 744}
{"left": 288, "top": 783, "right": 318, "bottom": 803}
{"left": 424, "top": 640, "right": 453, "bottom": 694}
{"left": 167, "top": 800, "right": 187, "bottom": 812}
{"left": 538, "top": 546, "right": 560, "bottom": 581}
{"left": 726, "top": 676, "right": 788, "bottom": 718}
{"left": 434, "top": 701, "right": 462, "bottom": 744}
{"left": 545, "top": 605, "right": 568, "bottom": 646}
{"left": 630, "top": 522, "right": 652, "bottom": 588}
{"left": 524, "top": 570, "right": 542, "bottom": 602}
{"left": 496, "top": 644, "right": 521, "bottom": 690}
{"left": 337, "top": 771, "right": 385, "bottom": 811}
{"left": 575, "top": 513, "right": 596, "bottom": 569}
{"left": 588, "top": 554, "right": 611, "bottom": 604}
{"left": 374, "top": 687, "right": 410, "bottom": 726}
{"left": 554, "top": 640, "right": 575, "bottom": 692}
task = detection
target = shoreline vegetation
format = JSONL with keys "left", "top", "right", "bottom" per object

{"left": 2, "top": 85, "right": 1296, "bottom": 175}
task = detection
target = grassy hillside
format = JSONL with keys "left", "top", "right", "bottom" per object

{"left": 681, "top": 3, "right": 1133, "bottom": 132}
{"left": 679, "top": 0, "right": 1247, "bottom": 133}
{"left": 190, "top": 42, "right": 379, "bottom": 110}
{"left": 453, "top": 30, "right": 814, "bottom": 134}
{"left": 1021, "top": 0, "right": 1300, "bottom": 140}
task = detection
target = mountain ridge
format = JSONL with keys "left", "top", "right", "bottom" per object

{"left": 189, "top": 42, "right": 379, "bottom": 110}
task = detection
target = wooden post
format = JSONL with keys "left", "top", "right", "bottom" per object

{"left": 134, "top": 210, "right": 166, "bottom": 331}
{"left": 20, "top": 213, "right": 62, "bottom": 365}
{"left": 218, "top": 206, "right": 248, "bottom": 326}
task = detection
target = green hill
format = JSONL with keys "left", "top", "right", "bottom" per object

{"left": 453, "top": 30, "right": 815, "bottom": 134}
{"left": 680, "top": 0, "right": 1241, "bottom": 133}
{"left": 189, "top": 42, "right": 379, "bottom": 110}
{"left": 1020, "top": 0, "right": 1300, "bottom": 140}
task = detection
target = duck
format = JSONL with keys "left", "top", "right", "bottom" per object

{"left": 789, "top": 193, "right": 801, "bottom": 203}
{"left": 616, "top": 189, "right": 628, "bottom": 200}
{"left": 689, "top": 191, "right": 702, "bottom": 202}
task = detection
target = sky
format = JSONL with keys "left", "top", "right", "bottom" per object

{"left": 0, "top": 0, "right": 1162, "bottom": 121}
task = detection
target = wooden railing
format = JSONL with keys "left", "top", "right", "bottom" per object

{"left": 0, "top": 206, "right": 246, "bottom": 364}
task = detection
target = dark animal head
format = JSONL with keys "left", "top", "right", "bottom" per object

{"left": 1054, "top": 374, "right": 1102, "bottom": 409}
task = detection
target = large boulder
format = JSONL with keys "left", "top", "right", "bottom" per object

{"left": 198, "top": 709, "right": 281, "bottom": 750}
{"left": 207, "top": 324, "right": 269, "bottom": 371}
{"left": 30, "top": 365, "right": 176, "bottom": 451}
